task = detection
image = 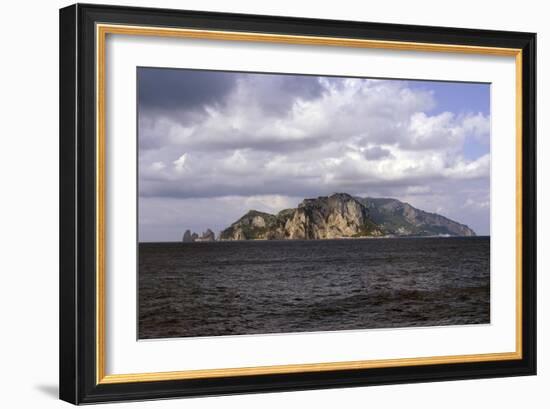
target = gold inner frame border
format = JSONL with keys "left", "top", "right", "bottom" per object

{"left": 95, "top": 23, "right": 523, "bottom": 385}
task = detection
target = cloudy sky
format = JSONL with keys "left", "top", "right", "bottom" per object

{"left": 138, "top": 67, "right": 490, "bottom": 242}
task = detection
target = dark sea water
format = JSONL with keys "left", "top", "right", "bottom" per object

{"left": 138, "top": 237, "right": 490, "bottom": 339}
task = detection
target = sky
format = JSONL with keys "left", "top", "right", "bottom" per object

{"left": 137, "top": 67, "right": 490, "bottom": 242}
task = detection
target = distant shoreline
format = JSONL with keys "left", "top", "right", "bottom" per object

{"left": 139, "top": 235, "right": 490, "bottom": 244}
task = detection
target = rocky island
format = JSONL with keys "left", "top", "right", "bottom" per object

{"left": 218, "top": 193, "right": 475, "bottom": 240}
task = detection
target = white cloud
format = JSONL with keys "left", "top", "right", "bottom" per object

{"left": 442, "top": 154, "right": 490, "bottom": 179}
{"left": 461, "top": 112, "right": 491, "bottom": 143}
{"left": 150, "top": 161, "right": 165, "bottom": 171}
{"left": 173, "top": 153, "right": 188, "bottom": 172}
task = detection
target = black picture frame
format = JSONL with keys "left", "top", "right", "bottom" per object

{"left": 60, "top": 3, "right": 536, "bottom": 405}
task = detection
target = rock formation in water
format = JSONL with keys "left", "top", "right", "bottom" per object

{"left": 182, "top": 228, "right": 215, "bottom": 242}
{"left": 219, "top": 193, "right": 476, "bottom": 240}
{"left": 196, "top": 228, "right": 216, "bottom": 242}
{"left": 182, "top": 229, "right": 194, "bottom": 243}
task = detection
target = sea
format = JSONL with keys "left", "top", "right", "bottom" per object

{"left": 138, "top": 236, "right": 490, "bottom": 339}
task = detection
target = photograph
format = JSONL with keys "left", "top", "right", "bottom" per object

{"left": 137, "top": 68, "right": 491, "bottom": 339}
{"left": 56, "top": 2, "right": 537, "bottom": 404}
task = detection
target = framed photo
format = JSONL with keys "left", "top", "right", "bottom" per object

{"left": 59, "top": 3, "right": 536, "bottom": 404}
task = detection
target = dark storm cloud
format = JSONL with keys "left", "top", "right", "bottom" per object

{"left": 137, "top": 68, "right": 323, "bottom": 114}
{"left": 251, "top": 74, "right": 324, "bottom": 115}
{"left": 363, "top": 146, "right": 393, "bottom": 160}
{"left": 137, "top": 68, "right": 237, "bottom": 112}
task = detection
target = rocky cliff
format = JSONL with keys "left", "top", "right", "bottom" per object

{"left": 219, "top": 193, "right": 476, "bottom": 240}
{"left": 358, "top": 197, "right": 476, "bottom": 237}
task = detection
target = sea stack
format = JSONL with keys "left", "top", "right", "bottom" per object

{"left": 196, "top": 229, "right": 216, "bottom": 242}
{"left": 182, "top": 228, "right": 216, "bottom": 242}
{"left": 182, "top": 229, "right": 194, "bottom": 243}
